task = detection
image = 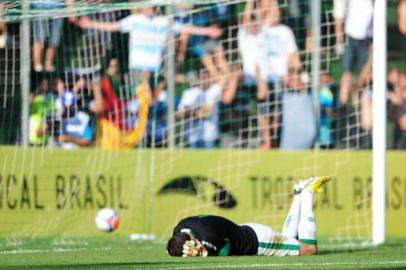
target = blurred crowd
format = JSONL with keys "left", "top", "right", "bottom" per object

{"left": 1, "top": 0, "right": 405, "bottom": 150}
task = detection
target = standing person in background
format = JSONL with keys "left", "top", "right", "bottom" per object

{"left": 31, "top": 0, "right": 66, "bottom": 72}
{"left": 357, "top": 47, "right": 373, "bottom": 148}
{"left": 279, "top": 67, "right": 316, "bottom": 150}
{"left": 333, "top": 0, "right": 373, "bottom": 106}
{"left": 78, "top": 7, "right": 222, "bottom": 148}
{"left": 319, "top": 72, "right": 336, "bottom": 149}
{"left": 78, "top": 7, "right": 222, "bottom": 85}
{"left": 238, "top": 0, "right": 272, "bottom": 149}
{"left": 88, "top": 58, "right": 149, "bottom": 149}
{"left": 256, "top": 0, "right": 302, "bottom": 149}
{"left": 29, "top": 79, "right": 55, "bottom": 145}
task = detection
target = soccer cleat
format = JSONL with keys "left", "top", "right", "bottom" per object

{"left": 293, "top": 176, "right": 332, "bottom": 194}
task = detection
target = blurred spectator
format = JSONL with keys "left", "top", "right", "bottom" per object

{"left": 280, "top": 67, "right": 316, "bottom": 149}
{"left": 238, "top": 0, "right": 270, "bottom": 148}
{"left": 319, "top": 72, "right": 336, "bottom": 148}
{"left": 37, "top": 75, "right": 94, "bottom": 148}
{"left": 357, "top": 48, "right": 373, "bottom": 135}
{"left": 176, "top": 4, "right": 229, "bottom": 81}
{"left": 176, "top": 68, "right": 239, "bottom": 148}
{"left": 399, "top": 0, "right": 406, "bottom": 62}
{"left": 333, "top": 0, "right": 373, "bottom": 106}
{"left": 219, "top": 65, "right": 251, "bottom": 147}
{"left": 29, "top": 79, "right": 55, "bottom": 145}
{"left": 239, "top": 0, "right": 266, "bottom": 88}
{"left": 257, "top": 1, "right": 301, "bottom": 149}
{"left": 174, "top": 5, "right": 193, "bottom": 63}
{"left": 388, "top": 69, "right": 406, "bottom": 149}
{"left": 78, "top": 7, "right": 222, "bottom": 85}
{"left": 89, "top": 58, "right": 149, "bottom": 149}
{"left": 31, "top": 0, "right": 65, "bottom": 72}
{"left": 146, "top": 77, "right": 169, "bottom": 147}
{"left": 90, "top": 58, "right": 129, "bottom": 148}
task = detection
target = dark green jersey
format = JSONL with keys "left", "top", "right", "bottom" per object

{"left": 172, "top": 215, "right": 258, "bottom": 256}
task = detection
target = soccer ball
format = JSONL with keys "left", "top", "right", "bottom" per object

{"left": 95, "top": 208, "right": 120, "bottom": 232}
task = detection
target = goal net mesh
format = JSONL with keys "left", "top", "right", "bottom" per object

{"left": 0, "top": 0, "right": 373, "bottom": 249}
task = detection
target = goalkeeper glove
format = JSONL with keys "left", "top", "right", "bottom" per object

{"left": 182, "top": 240, "right": 208, "bottom": 257}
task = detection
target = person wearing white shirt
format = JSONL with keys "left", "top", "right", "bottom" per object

{"left": 333, "top": 0, "right": 373, "bottom": 105}
{"left": 255, "top": 1, "right": 302, "bottom": 149}
{"left": 176, "top": 70, "right": 239, "bottom": 148}
{"left": 176, "top": 71, "right": 221, "bottom": 148}
{"left": 176, "top": 84, "right": 205, "bottom": 147}
{"left": 258, "top": 2, "right": 301, "bottom": 83}
{"left": 78, "top": 7, "right": 222, "bottom": 84}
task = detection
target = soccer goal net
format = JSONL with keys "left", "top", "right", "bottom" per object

{"left": 0, "top": 0, "right": 384, "bottom": 249}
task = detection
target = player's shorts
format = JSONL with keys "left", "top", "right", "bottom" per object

{"left": 242, "top": 223, "right": 300, "bottom": 256}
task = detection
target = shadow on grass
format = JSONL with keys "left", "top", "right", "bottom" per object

{"left": 318, "top": 239, "right": 406, "bottom": 256}
{"left": 317, "top": 248, "right": 370, "bottom": 255}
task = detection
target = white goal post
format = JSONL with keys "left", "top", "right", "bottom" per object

{"left": 372, "top": 0, "right": 387, "bottom": 245}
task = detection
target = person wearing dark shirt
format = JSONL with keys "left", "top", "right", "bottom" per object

{"left": 167, "top": 176, "right": 332, "bottom": 257}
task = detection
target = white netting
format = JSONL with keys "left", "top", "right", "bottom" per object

{"left": 0, "top": 0, "right": 373, "bottom": 248}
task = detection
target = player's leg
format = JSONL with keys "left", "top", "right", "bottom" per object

{"left": 298, "top": 187, "right": 317, "bottom": 255}
{"left": 295, "top": 176, "right": 332, "bottom": 255}
{"left": 339, "top": 38, "right": 355, "bottom": 105}
{"left": 33, "top": 20, "right": 46, "bottom": 72}
{"left": 281, "top": 192, "right": 301, "bottom": 239}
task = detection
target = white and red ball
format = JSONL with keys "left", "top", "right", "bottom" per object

{"left": 95, "top": 208, "right": 120, "bottom": 232}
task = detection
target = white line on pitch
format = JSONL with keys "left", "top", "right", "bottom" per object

{"left": 156, "top": 261, "right": 406, "bottom": 270}
{"left": 0, "top": 247, "right": 111, "bottom": 254}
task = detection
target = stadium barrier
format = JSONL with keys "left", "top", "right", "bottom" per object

{"left": 0, "top": 146, "right": 405, "bottom": 239}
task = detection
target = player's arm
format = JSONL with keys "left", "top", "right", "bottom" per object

{"left": 59, "top": 134, "right": 91, "bottom": 146}
{"left": 285, "top": 27, "right": 302, "bottom": 71}
{"left": 89, "top": 79, "right": 104, "bottom": 114}
{"left": 255, "top": 64, "right": 268, "bottom": 100}
{"left": 181, "top": 228, "right": 230, "bottom": 257}
{"left": 288, "top": 52, "right": 301, "bottom": 72}
{"left": 222, "top": 65, "right": 241, "bottom": 104}
{"left": 175, "top": 101, "right": 191, "bottom": 120}
{"left": 241, "top": 0, "right": 255, "bottom": 31}
{"left": 180, "top": 24, "right": 222, "bottom": 39}
{"left": 198, "top": 83, "right": 222, "bottom": 118}
{"left": 399, "top": 0, "right": 406, "bottom": 35}
{"left": 333, "top": 0, "right": 347, "bottom": 55}
{"left": 177, "top": 31, "right": 189, "bottom": 62}
{"left": 77, "top": 16, "right": 120, "bottom": 32}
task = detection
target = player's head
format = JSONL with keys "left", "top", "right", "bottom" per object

{"left": 166, "top": 233, "right": 190, "bottom": 256}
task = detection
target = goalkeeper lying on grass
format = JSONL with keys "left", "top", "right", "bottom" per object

{"left": 167, "top": 176, "right": 331, "bottom": 257}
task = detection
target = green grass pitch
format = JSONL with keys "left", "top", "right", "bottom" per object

{"left": 1, "top": 238, "right": 406, "bottom": 270}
